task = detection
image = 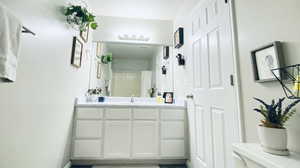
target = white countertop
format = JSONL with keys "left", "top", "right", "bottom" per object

{"left": 75, "top": 97, "right": 186, "bottom": 108}
{"left": 233, "top": 143, "right": 300, "bottom": 168}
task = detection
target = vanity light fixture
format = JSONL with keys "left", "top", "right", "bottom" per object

{"left": 118, "top": 34, "right": 150, "bottom": 42}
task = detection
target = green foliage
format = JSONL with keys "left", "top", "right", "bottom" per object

{"left": 97, "top": 53, "right": 112, "bottom": 64}
{"left": 64, "top": 5, "right": 98, "bottom": 31}
{"left": 254, "top": 97, "right": 300, "bottom": 128}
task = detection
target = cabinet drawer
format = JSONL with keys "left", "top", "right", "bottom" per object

{"left": 73, "top": 139, "right": 102, "bottom": 158}
{"left": 161, "top": 140, "right": 185, "bottom": 157}
{"left": 161, "top": 109, "right": 185, "bottom": 120}
{"left": 77, "top": 108, "right": 103, "bottom": 119}
{"left": 76, "top": 120, "right": 102, "bottom": 138}
{"left": 133, "top": 108, "right": 159, "bottom": 120}
{"left": 161, "top": 121, "right": 184, "bottom": 139}
{"left": 105, "top": 108, "right": 131, "bottom": 119}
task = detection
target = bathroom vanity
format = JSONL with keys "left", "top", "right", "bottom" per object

{"left": 71, "top": 98, "right": 187, "bottom": 164}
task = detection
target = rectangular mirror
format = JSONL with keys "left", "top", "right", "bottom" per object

{"left": 89, "top": 42, "right": 171, "bottom": 98}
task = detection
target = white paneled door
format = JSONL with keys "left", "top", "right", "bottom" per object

{"left": 187, "top": 0, "right": 239, "bottom": 168}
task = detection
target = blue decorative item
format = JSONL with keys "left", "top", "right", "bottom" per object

{"left": 98, "top": 96, "right": 105, "bottom": 102}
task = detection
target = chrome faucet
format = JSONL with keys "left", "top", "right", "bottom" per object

{"left": 130, "top": 95, "right": 135, "bottom": 103}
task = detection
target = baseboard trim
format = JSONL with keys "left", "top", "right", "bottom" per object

{"left": 63, "top": 161, "right": 72, "bottom": 168}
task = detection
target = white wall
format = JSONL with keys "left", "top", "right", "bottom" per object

{"left": 234, "top": 0, "right": 300, "bottom": 153}
{"left": 171, "top": 0, "right": 200, "bottom": 99}
{"left": 93, "top": 16, "right": 173, "bottom": 45}
{"left": 0, "top": 0, "right": 93, "bottom": 168}
{"left": 112, "top": 58, "right": 151, "bottom": 72}
{"left": 154, "top": 46, "right": 174, "bottom": 94}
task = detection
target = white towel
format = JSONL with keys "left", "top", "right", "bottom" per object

{"left": 0, "top": 4, "right": 22, "bottom": 82}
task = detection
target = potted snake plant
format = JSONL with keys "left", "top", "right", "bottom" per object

{"left": 254, "top": 97, "right": 300, "bottom": 155}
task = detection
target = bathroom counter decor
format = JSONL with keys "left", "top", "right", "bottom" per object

{"left": 233, "top": 143, "right": 300, "bottom": 168}
{"left": 272, "top": 64, "right": 300, "bottom": 99}
{"left": 253, "top": 97, "right": 300, "bottom": 156}
{"left": 75, "top": 97, "right": 186, "bottom": 108}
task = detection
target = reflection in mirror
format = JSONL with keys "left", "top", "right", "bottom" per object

{"left": 90, "top": 42, "right": 169, "bottom": 98}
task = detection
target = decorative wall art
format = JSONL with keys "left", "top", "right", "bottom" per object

{"left": 174, "top": 27, "right": 184, "bottom": 49}
{"left": 80, "top": 25, "right": 89, "bottom": 42}
{"left": 163, "top": 46, "right": 170, "bottom": 60}
{"left": 251, "top": 41, "right": 284, "bottom": 82}
{"left": 96, "top": 42, "right": 103, "bottom": 56}
{"left": 162, "top": 65, "right": 167, "bottom": 75}
{"left": 97, "top": 62, "right": 102, "bottom": 79}
{"left": 71, "top": 37, "right": 83, "bottom": 68}
{"left": 176, "top": 53, "right": 185, "bottom": 66}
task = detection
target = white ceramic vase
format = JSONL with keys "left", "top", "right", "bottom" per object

{"left": 257, "top": 125, "right": 289, "bottom": 156}
{"left": 86, "top": 95, "right": 98, "bottom": 102}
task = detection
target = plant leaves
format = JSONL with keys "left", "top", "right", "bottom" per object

{"left": 90, "top": 22, "right": 98, "bottom": 29}
{"left": 254, "top": 97, "right": 270, "bottom": 110}
{"left": 283, "top": 99, "right": 300, "bottom": 116}
{"left": 64, "top": 4, "right": 98, "bottom": 30}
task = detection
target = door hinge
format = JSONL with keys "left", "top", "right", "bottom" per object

{"left": 230, "top": 75, "right": 234, "bottom": 86}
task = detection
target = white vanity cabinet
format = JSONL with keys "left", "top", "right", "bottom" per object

{"left": 71, "top": 105, "right": 187, "bottom": 161}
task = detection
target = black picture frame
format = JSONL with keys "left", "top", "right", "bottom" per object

{"left": 71, "top": 37, "right": 83, "bottom": 68}
{"left": 174, "top": 27, "right": 184, "bottom": 49}
{"left": 163, "top": 46, "right": 170, "bottom": 60}
{"left": 163, "top": 92, "right": 174, "bottom": 104}
{"left": 251, "top": 41, "right": 284, "bottom": 83}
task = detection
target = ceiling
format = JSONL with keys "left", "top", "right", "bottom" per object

{"left": 89, "top": 0, "right": 183, "bottom": 20}
{"left": 106, "top": 43, "right": 161, "bottom": 59}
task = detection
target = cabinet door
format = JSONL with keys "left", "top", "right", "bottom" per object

{"left": 132, "top": 121, "right": 159, "bottom": 158}
{"left": 76, "top": 120, "right": 102, "bottom": 138}
{"left": 161, "top": 121, "right": 185, "bottom": 139}
{"left": 161, "top": 140, "right": 185, "bottom": 157}
{"left": 104, "top": 121, "right": 131, "bottom": 158}
{"left": 73, "top": 140, "right": 102, "bottom": 158}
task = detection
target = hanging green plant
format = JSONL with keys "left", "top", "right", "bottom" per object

{"left": 97, "top": 53, "right": 112, "bottom": 64}
{"left": 64, "top": 4, "right": 98, "bottom": 31}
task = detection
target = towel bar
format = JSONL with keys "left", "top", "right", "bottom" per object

{"left": 22, "top": 26, "right": 35, "bottom": 36}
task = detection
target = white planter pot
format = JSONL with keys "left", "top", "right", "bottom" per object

{"left": 86, "top": 95, "right": 99, "bottom": 102}
{"left": 257, "top": 125, "right": 289, "bottom": 156}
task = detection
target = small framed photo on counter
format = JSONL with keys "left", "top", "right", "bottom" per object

{"left": 163, "top": 92, "right": 174, "bottom": 104}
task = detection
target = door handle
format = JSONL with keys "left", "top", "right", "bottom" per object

{"left": 186, "top": 94, "right": 194, "bottom": 99}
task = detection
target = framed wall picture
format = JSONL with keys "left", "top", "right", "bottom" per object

{"left": 97, "top": 62, "right": 102, "bottom": 79}
{"left": 163, "top": 92, "right": 174, "bottom": 104}
{"left": 174, "top": 27, "right": 184, "bottom": 49}
{"left": 163, "top": 46, "right": 170, "bottom": 60}
{"left": 251, "top": 41, "right": 284, "bottom": 82}
{"left": 71, "top": 37, "right": 83, "bottom": 68}
{"left": 80, "top": 26, "right": 89, "bottom": 43}
{"left": 96, "top": 42, "right": 103, "bottom": 56}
